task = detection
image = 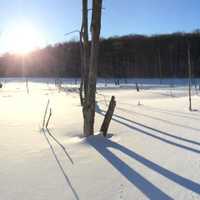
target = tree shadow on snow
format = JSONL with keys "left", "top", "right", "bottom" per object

{"left": 143, "top": 105, "right": 200, "bottom": 118}
{"left": 46, "top": 128, "right": 74, "bottom": 164}
{"left": 87, "top": 135, "right": 200, "bottom": 199}
{"left": 41, "top": 129, "right": 79, "bottom": 200}
{"left": 113, "top": 113, "right": 200, "bottom": 148}
{"left": 117, "top": 105, "right": 200, "bottom": 121}
{"left": 117, "top": 107, "right": 200, "bottom": 132}
{"left": 143, "top": 105, "right": 200, "bottom": 121}
{"left": 95, "top": 103, "right": 200, "bottom": 154}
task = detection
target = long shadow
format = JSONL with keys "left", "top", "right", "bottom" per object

{"left": 88, "top": 136, "right": 200, "bottom": 199}
{"left": 119, "top": 109, "right": 200, "bottom": 132}
{"left": 113, "top": 113, "right": 200, "bottom": 147}
{"left": 88, "top": 136, "right": 172, "bottom": 200}
{"left": 46, "top": 128, "right": 74, "bottom": 164}
{"left": 96, "top": 104, "right": 200, "bottom": 154}
{"left": 41, "top": 129, "right": 79, "bottom": 200}
{"left": 97, "top": 99, "right": 200, "bottom": 131}
{"left": 143, "top": 105, "right": 200, "bottom": 121}
{"left": 144, "top": 104, "right": 200, "bottom": 116}
{"left": 118, "top": 105, "right": 200, "bottom": 121}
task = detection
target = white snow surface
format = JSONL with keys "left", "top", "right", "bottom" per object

{"left": 0, "top": 78, "right": 200, "bottom": 200}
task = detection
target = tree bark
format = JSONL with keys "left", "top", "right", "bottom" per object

{"left": 81, "top": 0, "right": 103, "bottom": 137}
{"left": 100, "top": 96, "right": 116, "bottom": 137}
{"left": 80, "top": 0, "right": 89, "bottom": 106}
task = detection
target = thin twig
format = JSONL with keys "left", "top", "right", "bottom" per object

{"left": 42, "top": 99, "right": 50, "bottom": 129}
{"left": 87, "top": 7, "right": 105, "bottom": 11}
{"left": 46, "top": 108, "right": 52, "bottom": 129}
{"left": 44, "top": 105, "right": 74, "bottom": 164}
{"left": 97, "top": 93, "right": 108, "bottom": 106}
{"left": 64, "top": 30, "right": 80, "bottom": 36}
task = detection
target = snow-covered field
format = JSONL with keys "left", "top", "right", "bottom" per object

{"left": 1, "top": 78, "right": 200, "bottom": 200}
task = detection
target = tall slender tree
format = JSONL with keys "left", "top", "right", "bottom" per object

{"left": 80, "top": 0, "right": 89, "bottom": 106}
{"left": 187, "top": 43, "right": 192, "bottom": 111}
{"left": 80, "top": 0, "right": 103, "bottom": 136}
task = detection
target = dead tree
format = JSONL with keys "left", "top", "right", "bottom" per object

{"left": 80, "top": 0, "right": 103, "bottom": 137}
{"left": 158, "top": 48, "right": 162, "bottom": 84}
{"left": 187, "top": 43, "right": 192, "bottom": 111}
{"left": 79, "top": 0, "right": 89, "bottom": 106}
{"left": 100, "top": 96, "right": 116, "bottom": 137}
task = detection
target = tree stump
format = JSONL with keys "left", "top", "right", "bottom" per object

{"left": 100, "top": 96, "right": 116, "bottom": 137}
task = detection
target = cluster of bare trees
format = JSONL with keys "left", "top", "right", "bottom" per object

{"left": 1, "top": 32, "right": 200, "bottom": 78}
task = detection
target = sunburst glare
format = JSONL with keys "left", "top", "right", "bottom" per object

{"left": 4, "top": 22, "right": 44, "bottom": 55}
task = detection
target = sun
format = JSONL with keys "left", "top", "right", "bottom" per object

{"left": 6, "top": 23, "right": 44, "bottom": 55}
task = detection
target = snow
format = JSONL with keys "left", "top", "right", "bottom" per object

{"left": 0, "top": 78, "right": 200, "bottom": 200}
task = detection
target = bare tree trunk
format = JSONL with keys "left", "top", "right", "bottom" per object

{"left": 158, "top": 49, "right": 162, "bottom": 84}
{"left": 79, "top": 27, "right": 84, "bottom": 106}
{"left": 82, "top": 0, "right": 103, "bottom": 137}
{"left": 188, "top": 44, "right": 192, "bottom": 111}
{"left": 79, "top": 0, "right": 89, "bottom": 106}
{"left": 79, "top": 78, "right": 84, "bottom": 106}
{"left": 100, "top": 96, "right": 116, "bottom": 137}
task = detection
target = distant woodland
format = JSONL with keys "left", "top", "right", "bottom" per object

{"left": 1, "top": 31, "right": 200, "bottom": 78}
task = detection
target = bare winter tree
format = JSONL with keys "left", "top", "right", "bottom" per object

{"left": 157, "top": 48, "right": 162, "bottom": 84}
{"left": 80, "top": 0, "right": 103, "bottom": 137}
{"left": 79, "top": 0, "right": 89, "bottom": 106}
{"left": 187, "top": 43, "right": 192, "bottom": 111}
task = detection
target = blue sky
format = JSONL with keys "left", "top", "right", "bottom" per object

{"left": 0, "top": 0, "right": 200, "bottom": 53}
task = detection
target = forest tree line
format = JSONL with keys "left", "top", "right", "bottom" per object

{"left": 1, "top": 31, "right": 200, "bottom": 78}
